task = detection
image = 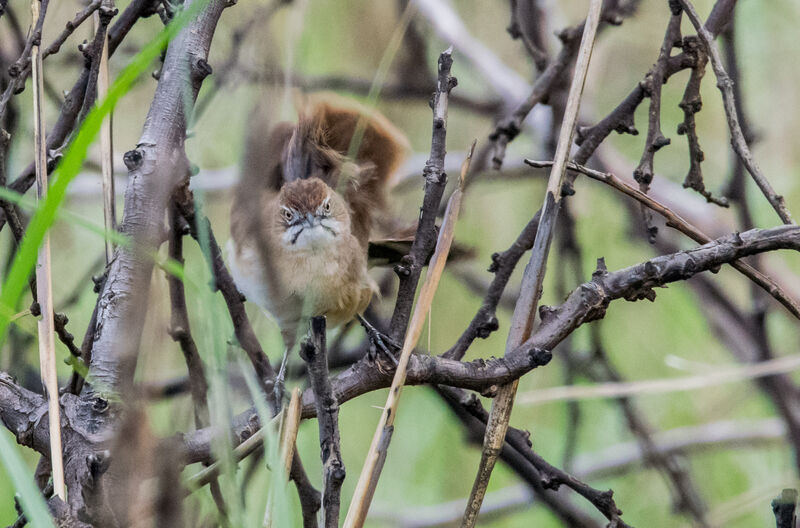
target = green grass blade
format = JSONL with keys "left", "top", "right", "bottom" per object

{"left": 0, "top": 186, "right": 187, "bottom": 287}
{"left": 0, "top": 431, "right": 55, "bottom": 528}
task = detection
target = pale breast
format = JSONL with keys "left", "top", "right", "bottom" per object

{"left": 227, "top": 235, "right": 375, "bottom": 333}
{"left": 279, "top": 238, "right": 375, "bottom": 326}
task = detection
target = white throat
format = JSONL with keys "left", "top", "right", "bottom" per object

{"left": 281, "top": 218, "right": 342, "bottom": 251}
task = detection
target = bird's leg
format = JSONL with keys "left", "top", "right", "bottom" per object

{"left": 356, "top": 314, "right": 400, "bottom": 366}
{"left": 273, "top": 346, "right": 290, "bottom": 405}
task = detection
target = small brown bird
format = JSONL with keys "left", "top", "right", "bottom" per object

{"left": 228, "top": 95, "right": 409, "bottom": 376}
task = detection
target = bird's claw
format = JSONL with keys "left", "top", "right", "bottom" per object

{"left": 273, "top": 346, "right": 290, "bottom": 404}
{"left": 357, "top": 315, "right": 400, "bottom": 366}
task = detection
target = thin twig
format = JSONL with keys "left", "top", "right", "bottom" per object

{"left": 443, "top": 386, "right": 623, "bottom": 527}
{"left": 460, "top": 2, "right": 604, "bottom": 525}
{"left": 489, "top": 23, "right": 583, "bottom": 169}
{"left": 0, "top": 0, "right": 143, "bottom": 228}
{"left": 0, "top": 0, "right": 48, "bottom": 122}
{"left": 30, "top": 0, "right": 65, "bottom": 501}
{"left": 167, "top": 205, "right": 209, "bottom": 426}
{"left": 678, "top": 0, "right": 794, "bottom": 225}
{"left": 174, "top": 188, "right": 278, "bottom": 397}
{"left": 386, "top": 49, "right": 456, "bottom": 342}
{"left": 632, "top": 8, "right": 681, "bottom": 240}
{"left": 525, "top": 159, "right": 800, "bottom": 319}
{"left": 344, "top": 142, "right": 474, "bottom": 528}
{"left": 517, "top": 353, "right": 800, "bottom": 405}
{"left": 678, "top": 35, "right": 728, "bottom": 207}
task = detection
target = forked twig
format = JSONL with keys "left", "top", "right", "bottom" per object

{"left": 525, "top": 159, "right": 800, "bottom": 319}
{"left": 343, "top": 142, "right": 475, "bottom": 528}
{"left": 30, "top": 0, "right": 66, "bottom": 501}
{"left": 460, "top": 1, "right": 604, "bottom": 526}
{"left": 678, "top": 0, "right": 793, "bottom": 225}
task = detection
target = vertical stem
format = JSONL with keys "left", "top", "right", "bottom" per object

{"left": 95, "top": 3, "right": 116, "bottom": 263}
{"left": 460, "top": 1, "right": 603, "bottom": 525}
{"left": 301, "top": 317, "right": 345, "bottom": 527}
{"left": 772, "top": 489, "right": 798, "bottom": 528}
{"left": 31, "top": 0, "right": 65, "bottom": 500}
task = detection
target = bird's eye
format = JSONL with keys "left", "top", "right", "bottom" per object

{"left": 322, "top": 201, "right": 331, "bottom": 215}
{"left": 281, "top": 208, "right": 294, "bottom": 223}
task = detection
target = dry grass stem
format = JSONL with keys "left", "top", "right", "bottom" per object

{"left": 31, "top": 0, "right": 66, "bottom": 501}
{"left": 518, "top": 353, "right": 800, "bottom": 405}
{"left": 460, "top": 1, "right": 603, "bottom": 525}
{"left": 343, "top": 142, "right": 475, "bottom": 528}
{"left": 95, "top": 8, "right": 116, "bottom": 263}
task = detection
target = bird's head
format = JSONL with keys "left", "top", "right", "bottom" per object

{"left": 275, "top": 177, "right": 350, "bottom": 251}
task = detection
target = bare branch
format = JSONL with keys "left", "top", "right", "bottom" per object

{"left": 525, "top": 159, "right": 800, "bottom": 319}
{"left": 300, "top": 317, "right": 345, "bottom": 528}
{"left": 167, "top": 205, "right": 209, "bottom": 426}
{"left": 679, "top": 0, "right": 794, "bottom": 224}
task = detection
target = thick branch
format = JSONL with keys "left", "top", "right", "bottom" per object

{"left": 86, "top": 0, "right": 227, "bottom": 397}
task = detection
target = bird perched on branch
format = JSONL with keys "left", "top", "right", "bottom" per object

{"left": 228, "top": 94, "right": 409, "bottom": 383}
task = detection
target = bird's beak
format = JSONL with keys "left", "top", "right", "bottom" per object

{"left": 302, "top": 212, "right": 318, "bottom": 227}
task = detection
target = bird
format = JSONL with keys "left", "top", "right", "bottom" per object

{"left": 227, "top": 94, "right": 409, "bottom": 386}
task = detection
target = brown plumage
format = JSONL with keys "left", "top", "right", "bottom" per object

{"left": 228, "top": 94, "right": 409, "bottom": 350}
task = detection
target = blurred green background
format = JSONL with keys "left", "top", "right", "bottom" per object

{"left": 1, "top": 0, "right": 800, "bottom": 526}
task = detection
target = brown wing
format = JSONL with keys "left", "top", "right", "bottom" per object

{"left": 368, "top": 232, "right": 475, "bottom": 267}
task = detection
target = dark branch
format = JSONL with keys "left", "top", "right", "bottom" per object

{"left": 388, "top": 48, "right": 456, "bottom": 342}
{"left": 300, "top": 317, "right": 344, "bottom": 528}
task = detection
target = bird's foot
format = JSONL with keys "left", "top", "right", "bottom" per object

{"left": 273, "top": 346, "right": 290, "bottom": 405}
{"left": 357, "top": 315, "right": 400, "bottom": 366}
